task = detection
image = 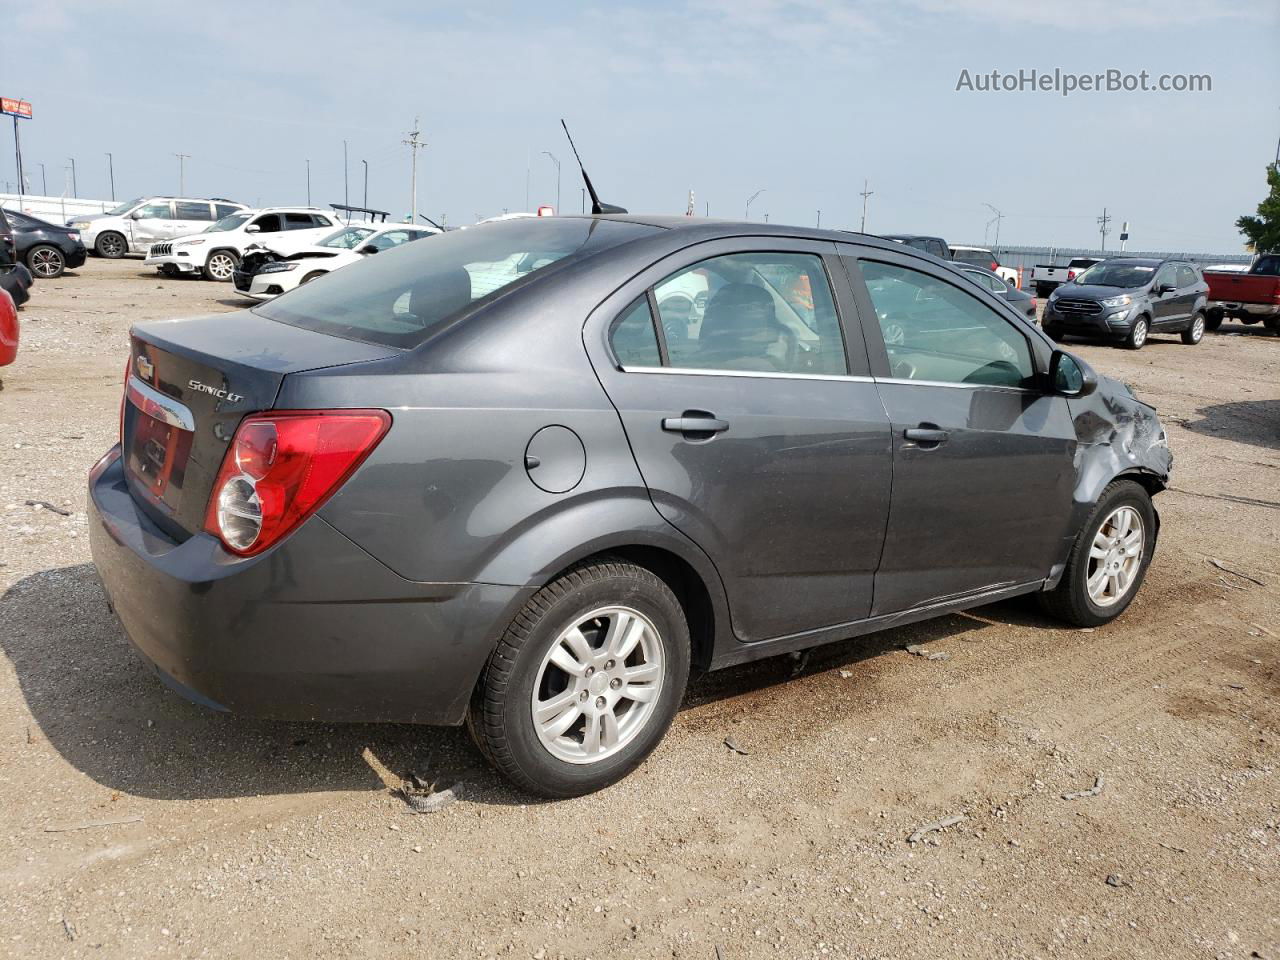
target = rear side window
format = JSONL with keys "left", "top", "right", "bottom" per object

{"left": 256, "top": 218, "right": 660, "bottom": 349}
{"left": 652, "top": 252, "right": 846, "bottom": 375}
{"left": 860, "top": 260, "right": 1034, "bottom": 389}
{"left": 174, "top": 201, "right": 213, "bottom": 221}
{"left": 609, "top": 297, "right": 662, "bottom": 367}
{"left": 214, "top": 203, "right": 240, "bottom": 219}
{"left": 285, "top": 213, "right": 318, "bottom": 229}
{"left": 1176, "top": 264, "right": 1197, "bottom": 287}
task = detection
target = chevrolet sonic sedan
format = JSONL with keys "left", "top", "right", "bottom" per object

{"left": 89, "top": 216, "right": 1172, "bottom": 797}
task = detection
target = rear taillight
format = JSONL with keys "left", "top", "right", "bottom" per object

{"left": 204, "top": 410, "right": 390, "bottom": 556}
{"left": 990, "top": 261, "right": 998, "bottom": 272}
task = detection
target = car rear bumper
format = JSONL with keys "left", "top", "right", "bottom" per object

{"left": 1209, "top": 299, "right": 1280, "bottom": 318}
{"left": 66, "top": 246, "right": 87, "bottom": 269}
{"left": 88, "top": 449, "right": 530, "bottom": 726}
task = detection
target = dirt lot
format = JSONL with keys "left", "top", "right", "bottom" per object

{"left": 1, "top": 258, "right": 1277, "bottom": 959}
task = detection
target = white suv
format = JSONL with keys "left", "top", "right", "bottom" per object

{"left": 68, "top": 197, "right": 246, "bottom": 259}
{"left": 143, "top": 207, "right": 343, "bottom": 282}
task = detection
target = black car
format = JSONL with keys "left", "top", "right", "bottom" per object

{"left": 89, "top": 215, "right": 1172, "bottom": 797}
{"left": 5, "top": 209, "right": 88, "bottom": 278}
{"left": 1043, "top": 257, "right": 1209, "bottom": 349}
{"left": 0, "top": 263, "right": 33, "bottom": 307}
{"left": 0, "top": 206, "right": 15, "bottom": 267}
{"left": 953, "top": 262, "right": 1038, "bottom": 321}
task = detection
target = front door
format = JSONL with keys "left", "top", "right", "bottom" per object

{"left": 843, "top": 249, "right": 1078, "bottom": 615}
{"left": 587, "top": 240, "right": 893, "bottom": 643}
{"left": 1150, "top": 263, "right": 1181, "bottom": 326}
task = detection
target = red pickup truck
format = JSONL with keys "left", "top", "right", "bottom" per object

{"left": 1204, "top": 254, "right": 1280, "bottom": 331}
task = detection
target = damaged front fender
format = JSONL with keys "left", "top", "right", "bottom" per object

{"left": 1068, "top": 372, "right": 1172, "bottom": 510}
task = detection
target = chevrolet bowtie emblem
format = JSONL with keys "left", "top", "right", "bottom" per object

{"left": 135, "top": 354, "right": 154, "bottom": 381}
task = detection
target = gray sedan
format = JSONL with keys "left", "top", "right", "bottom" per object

{"left": 89, "top": 216, "right": 1172, "bottom": 797}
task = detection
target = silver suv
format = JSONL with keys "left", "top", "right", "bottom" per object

{"left": 69, "top": 197, "right": 246, "bottom": 259}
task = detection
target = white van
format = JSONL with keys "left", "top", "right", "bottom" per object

{"left": 68, "top": 197, "right": 247, "bottom": 259}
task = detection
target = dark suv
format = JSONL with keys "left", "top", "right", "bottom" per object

{"left": 88, "top": 216, "right": 1172, "bottom": 797}
{"left": 1042, "top": 257, "right": 1209, "bottom": 349}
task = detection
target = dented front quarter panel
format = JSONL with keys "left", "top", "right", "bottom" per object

{"left": 1066, "top": 372, "right": 1172, "bottom": 531}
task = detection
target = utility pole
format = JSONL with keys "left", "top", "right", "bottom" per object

{"left": 38, "top": 162, "right": 46, "bottom": 195}
{"left": 1097, "top": 206, "right": 1111, "bottom": 251}
{"left": 859, "top": 179, "right": 873, "bottom": 232}
{"left": 816, "top": 210, "right": 821, "bottom": 228}
{"left": 362, "top": 159, "right": 368, "bottom": 208}
{"left": 581, "top": 186, "right": 585, "bottom": 214}
{"left": 105, "top": 152, "right": 115, "bottom": 201}
{"left": 1120, "top": 221, "right": 1130, "bottom": 251}
{"left": 342, "top": 140, "right": 349, "bottom": 208}
{"left": 525, "top": 149, "right": 530, "bottom": 211}
{"left": 745, "top": 188, "right": 765, "bottom": 220}
{"left": 705, "top": 200, "right": 709, "bottom": 217}
{"left": 68, "top": 156, "right": 78, "bottom": 197}
{"left": 402, "top": 117, "right": 426, "bottom": 226}
{"left": 305, "top": 159, "right": 311, "bottom": 206}
{"left": 983, "top": 202, "right": 1004, "bottom": 251}
{"left": 542, "top": 151, "right": 560, "bottom": 213}
{"left": 174, "top": 153, "right": 189, "bottom": 195}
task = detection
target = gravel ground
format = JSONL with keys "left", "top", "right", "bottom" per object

{"left": 1, "top": 258, "right": 1277, "bottom": 959}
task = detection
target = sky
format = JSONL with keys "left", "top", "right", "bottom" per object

{"left": 3, "top": 0, "right": 1278, "bottom": 252}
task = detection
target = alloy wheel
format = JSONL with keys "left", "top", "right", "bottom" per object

{"left": 1130, "top": 320, "right": 1148, "bottom": 348}
{"left": 1086, "top": 506, "right": 1144, "bottom": 608}
{"left": 98, "top": 234, "right": 125, "bottom": 258}
{"left": 207, "top": 254, "right": 235, "bottom": 281}
{"left": 531, "top": 605, "right": 665, "bottom": 764}
{"left": 30, "top": 247, "right": 64, "bottom": 278}
{"left": 1190, "top": 316, "right": 1204, "bottom": 342}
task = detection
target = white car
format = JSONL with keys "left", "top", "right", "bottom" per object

{"left": 68, "top": 197, "right": 247, "bottom": 259}
{"left": 143, "top": 207, "right": 344, "bottom": 282}
{"left": 949, "top": 244, "right": 1019, "bottom": 288}
{"left": 236, "top": 223, "right": 439, "bottom": 300}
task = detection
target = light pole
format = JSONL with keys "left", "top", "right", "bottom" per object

{"left": 38, "top": 162, "right": 46, "bottom": 196}
{"left": 68, "top": 157, "right": 78, "bottom": 197}
{"left": 361, "top": 159, "right": 368, "bottom": 208}
{"left": 343, "top": 140, "right": 349, "bottom": 208}
{"left": 174, "top": 153, "right": 189, "bottom": 195}
{"left": 105, "top": 152, "right": 115, "bottom": 201}
{"left": 542, "top": 151, "right": 560, "bottom": 214}
{"left": 745, "top": 188, "right": 765, "bottom": 220}
{"left": 816, "top": 210, "right": 821, "bottom": 228}
{"left": 305, "top": 159, "right": 311, "bottom": 205}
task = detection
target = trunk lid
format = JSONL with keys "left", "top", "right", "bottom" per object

{"left": 123, "top": 310, "right": 396, "bottom": 539}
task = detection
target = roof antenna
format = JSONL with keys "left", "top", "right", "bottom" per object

{"left": 561, "top": 119, "right": 627, "bottom": 215}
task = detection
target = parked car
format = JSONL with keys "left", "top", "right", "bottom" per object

{"left": 953, "top": 262, "right": 1038, "bottom": 320}
{"left": 0, "top": 287, "right": 18, "bottom": 367}
{"left": 4, "top": 209, "right": 87, "bottom": 278}
{"left": 1203, "top": 254, "right": 1280, "bottom": 332}
{"left": 881, "top": 233, "right": 950, "bottom": 259}
{"left": 0, "top": 205, "right": 15, "bottom": 267}
{"left": 233, "top": 223, "right": 439, "bottom": 300}
{"left": 89, "top": 216, "right": 1172, "bottom": 798}
{"left": 1031, "top": 257, "right": 1103, "bottom": 297}
{"left": 69, "top": 197, "right": 247, "bottom": 259}
{"left": 0, "top": 263, "right": 33, "bottom": 307}
{"left": 949, "top": 244, "right": 1018, "bottom": 288}
{"left": 1042, "top": 257, "right": 1209, "bottom": 349}
{"left": 144, "top": 207, "right": 344, "bottom": 282}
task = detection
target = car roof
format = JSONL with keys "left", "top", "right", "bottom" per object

{"left": 1101, "top": 257, "right": 1163, "bottom": 267}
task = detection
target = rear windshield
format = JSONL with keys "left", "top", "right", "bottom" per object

{"left": 951, "top": 248, "right": 994, "bottom": 266}
{"left": 255, "top": 218, "right": 660, "bottom": 348}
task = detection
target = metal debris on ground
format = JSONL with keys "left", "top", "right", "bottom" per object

{"left": 61, "top": 918, "right": 77, "bottom": 942}
{"left": 907, "top": 813, "right": 966, "bottom": 844}
{"left": 25, "top": 499, "right": 72, "bottom": 516}
{"left": 1158, "top": 842, "right": 1188, "bottom": 854}
{"left": 1105, "top": 874, "right": 1128, "bottom": 888}
{"left": 1206, "top": 557, "right": 1266, "bottom": 587}
{"left": 44, "top": 815, "right": 143, "bottom": 832}
{"left": 399, "top": 786, "right": 459, "bottom": 814}
{"left": 723, "top": 737, "right": 749, "bottom": 756}
{"left": 1062, "top": 775, "right": 1105, "bottom": 801}
{"left": 905, "top": 644, "right": 951, "bottom": 662}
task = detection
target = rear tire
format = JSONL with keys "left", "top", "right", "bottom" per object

{"left": 1265, "top": 316, "right": 1280, "bottom": 333}
{"left": 468, "top": 559, "right": 690, "bottom": 798}
{"left": 27, "top": 244, "right": 66, "bottom": 279}
{"left": 1181, "top": 311, "right": 1205, "bottom": 345}
{"left": 1039, "top": 479, "right": 1156, "bottom": 627}
{"left": 95, "top": 232, "right": 127, "bottom": 259}
{"left": 202, "top": 250, "right": 239, "bottom": 282}
{"left": 1124, "top": 316, "right": 1149, "bottom": 350}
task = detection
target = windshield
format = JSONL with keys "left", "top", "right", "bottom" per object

{"left": 1074, "top": 262, "right": 1156, "bottom": 288}
{"left": 204, "top": 213, "right": 252, "bottom": 233}
{"left": 318, "top": 226, "right": 376, "bottom": 249}
{"left": 256, "top": 218, "right": 661, "bottom": 348}
{"left": 107, "top": 198, "right": 144, "bottom": 216}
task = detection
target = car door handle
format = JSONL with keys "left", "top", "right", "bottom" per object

{"left": 904, "top": 426, "right": 949, "bottom": 446}
{"left": 662, "top": 413, "right": 729, "bottom": 436}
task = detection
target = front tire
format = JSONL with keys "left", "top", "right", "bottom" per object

{"left": 27, "top": 244, "right": 66, "bottom": 278}
{"left": 95, "top": 232, "right": 128, "bottom": 259}
{"left": 1181, "top": 311, "right": 1205, "bottom": 345}
{"left": 1124, "top": 316, "right": 1149, "bottom": 350}
{"left": 468, "top": 559, "right": 690, "bottom": 798}
{"left": 203, "top": 250, "right": 239, "bottom": 282}
{"left": 1039, "top": 480, "right": 1156, "bottom": 627}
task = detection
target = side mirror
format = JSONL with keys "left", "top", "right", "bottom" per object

{"left": 129, "top": 210, "right": 145, "bottom": 220}
{"left": 357, "top": 244, "right": 379, "bottom": 254}
{"left": 1157, "top": 283, "right": 1175, "bottom": 295}
{"left": 244, "top": 223, "right": 261, "bottom": 234}
{"left": 1050, "top": 350, "right": 1097, "bottom": 398}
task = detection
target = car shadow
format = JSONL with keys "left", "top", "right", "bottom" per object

{"left": 215, "top": 298, "right": 254, "bottom": 308}
{"left": 1, "top": 563, "right": 1050, "bottom": 806}
{"left": 1214, "top": 321, "right": 1279, "bottom": 339}
{"left": 1182, "top": 398, "right": 1280, "bottom": 451}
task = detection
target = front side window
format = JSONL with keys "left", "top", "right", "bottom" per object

{"left": 651, "top": 252, "right": 846, "bottom": 375}
{"left": 860, "top": 260, "right": 1034, "bottom": 389}
{"left": 609, "top": 297, "right": 662, "bottom": 367}
{"left": 1154, "top": 264, "right": 1177, "bottom": 289}
{"left": 174, "top": 201, "right": 213, "bottom": 221}
{"left": 256, "top": 218, "right": 660, "bottom": 349}
{"left": 134, "top": 202, "right": 172, "bottom": 220}
{"left": 367, "top": 229, "right": 417, "bottom": 252}
{"left": 253, "top": 214, "right": 283, "bottom": 233}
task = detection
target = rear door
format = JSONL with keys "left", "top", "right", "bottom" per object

{"left": 586, "top": 238, "right": 892, "bottom": 643}
{"left": 841, "top": 245, "right": 1077, "bottom": 614}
